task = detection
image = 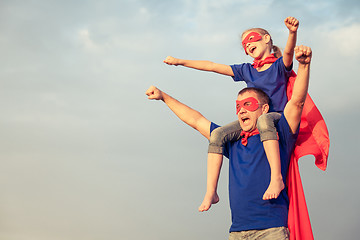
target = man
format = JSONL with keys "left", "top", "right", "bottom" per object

{"left": 146, "top": 45, "right": 312, "bottom": 239}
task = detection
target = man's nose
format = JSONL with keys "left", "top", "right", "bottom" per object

{"left": 238, "top": 107, "right": 247, "bottom": 114}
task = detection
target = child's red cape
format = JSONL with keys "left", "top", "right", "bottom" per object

{"left": 286, "top": 71, "right": 330, "bottom": 240}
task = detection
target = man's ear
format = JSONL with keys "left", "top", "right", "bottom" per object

{"left": 262, "top": 103, "right": 269, "bottom": 114}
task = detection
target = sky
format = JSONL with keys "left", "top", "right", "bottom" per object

{"left": 0, "top": 0, "right": 359, "bottom": 239}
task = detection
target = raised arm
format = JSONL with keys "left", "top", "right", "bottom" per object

{"left": 164, "top": 56, "right": 234, "bottom": 76}
{"left": 146, "top": 85, "right": 211, "bottom": 140}
{"left": 284, "top": 45, "right": 312, "bottom": 133}
{"left": 283, "top": 17, "right": 299, "bottom": 69}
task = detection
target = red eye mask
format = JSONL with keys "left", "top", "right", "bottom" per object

{"left": 236, "top": 97, "right": 260, "bottom": 114}
{"left": 242, "top": 32, "right": 262, "bottom": 54}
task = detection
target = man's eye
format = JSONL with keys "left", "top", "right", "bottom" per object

{"left": 248, "top": 36, "right": 254, "bottom": 40}
{"left": 244, "top": 102, "right": 252, "bottom": 106}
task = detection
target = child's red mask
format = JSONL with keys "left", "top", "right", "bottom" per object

{"left": 242, "top": 32, "right": 262, "bottom": 54}
{"left": 236, "top": 97, "right": 260, "bottom": 114}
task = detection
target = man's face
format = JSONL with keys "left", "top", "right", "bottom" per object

{"left": 236, "top": 91, "right": 268, "bottom": 132}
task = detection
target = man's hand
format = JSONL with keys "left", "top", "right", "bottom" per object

{"left": 145, "top": 85, "right": 211, "bottom": 139}
{"left": 163, "top": 56, "right": 180, "bottom": 65}
{"left": 284, "top": 16, "right": 299, "bottom": 33}
{"left": 295, "top": 45, "right": 312, "bottom": 65}
{"left": 146, "top": 85, "right": 164, "bottom": 100}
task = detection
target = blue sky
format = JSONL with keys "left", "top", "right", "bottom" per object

{"left": 0, "top": 0, "right": 359, "bottom": 239}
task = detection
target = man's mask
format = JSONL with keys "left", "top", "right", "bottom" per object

{"left": 236, "top": 97, "right": 260, "bottom": 114}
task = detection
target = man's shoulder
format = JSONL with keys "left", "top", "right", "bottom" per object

{"left": 277, "top": 113, "right": 299, "bottom": 144}
{"left": 277, "top": 113, "right": 290, "bottom": 131}
{"left": 210, "top": 122, "right": 220, "bottom": 134}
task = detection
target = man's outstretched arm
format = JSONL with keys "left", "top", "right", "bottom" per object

{"left": 284, "top": 45, "right": 312, "bottom": 133}
{"left": 146, "top": 85, "right": 211, "bottom": 140}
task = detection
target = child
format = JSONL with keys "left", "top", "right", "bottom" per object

{"left": 164, "top": 17, "right": 299, "bottom": 212}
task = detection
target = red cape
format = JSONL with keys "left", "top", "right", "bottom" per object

{"left": 286, "top": 71, "right": 330, "bottom": 240}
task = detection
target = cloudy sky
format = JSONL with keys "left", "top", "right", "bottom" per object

{"left": 0, "top": 0, "right": 359, "bottom": 239}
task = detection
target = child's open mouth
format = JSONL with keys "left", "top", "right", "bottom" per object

{"left": 249, "top": 46, "right": 256, "bottom": 54}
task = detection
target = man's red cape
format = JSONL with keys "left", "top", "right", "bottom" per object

{"left": 286, "top": 71, "right": 330, "bottom": 240}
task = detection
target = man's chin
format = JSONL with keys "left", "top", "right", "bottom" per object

{"left": 240, "top": 125, "right": 253, "bottom": 132}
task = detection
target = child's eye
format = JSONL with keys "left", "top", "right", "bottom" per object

{"left": 248, "top": 36, "right": 254, "bottom": 40}
{"left": 244, "top": 102, "right": 252, "bottom": 106}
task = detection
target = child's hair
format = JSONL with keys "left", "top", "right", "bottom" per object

{"left": 242, "top": 28, "right": 282, "bottom": 58}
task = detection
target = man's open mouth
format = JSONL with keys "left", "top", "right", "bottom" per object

{"left": 241, "top": 117, "right": 250, "bottom": 123}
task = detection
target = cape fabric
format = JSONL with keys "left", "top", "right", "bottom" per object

{"left": 286, "top": 71, "right": 330, "bottom": 240}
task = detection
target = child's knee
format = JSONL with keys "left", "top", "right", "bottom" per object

{"left": 209, "top": 122, "right": 242, "bottom": 152}
{"left": 209, "top": 127, "right": 225, "bottom": 146}
{"left": 257, "top": 114, "right": 274, "bottom": 132}
{"left": 257, "top": 114, "right": 277, "bottom": 141}
{"left": 208, "top": 128, "right": 226, "bottom": 154}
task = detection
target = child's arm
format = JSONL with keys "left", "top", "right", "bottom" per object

{"left": 164, "top": 56, "right": 234, "bottom": 76}
{"left": 283, "top": 17, "right": 299, "bottom": 69}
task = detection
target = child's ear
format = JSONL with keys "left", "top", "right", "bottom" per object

{"left": 264, "top": 34, "right": 271, "bottom": 44}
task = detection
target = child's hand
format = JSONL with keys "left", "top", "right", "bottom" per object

{"left": 284, "top": 17, "right": 299, "bottom": 33}
{"left": 163, "top": 56, "right": 179, "bottom": 65}
{"left": 146, "top": 85, "right": 164, "bottom": 100}
{"left": 294, "top": 45, "right": 312, "bottom": 64}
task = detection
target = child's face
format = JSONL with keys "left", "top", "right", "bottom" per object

{"left": 242, "top": 31, "right": 270, "bottom": 60}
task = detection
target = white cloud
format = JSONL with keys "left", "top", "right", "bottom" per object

{"left": 318, "top": 23, "right": 360, "bottom": 57}
{"left": 139, "top": 6, "right": 150, "bottom": 19}
{"left": 78, "top": 29, "right": 100, "bottom": 52}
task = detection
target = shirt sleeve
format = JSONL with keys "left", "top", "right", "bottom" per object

{"left": 210, "top": 122, "right": 220, "bottom": 135}
{"left": 276, "top": 114, "right": 299, "bottom": 153}
{"left": 230, "top": 64, "right": 246, "bottom": 82}
{"left": 278, "top": 56, "right": 293, "bottom": 78}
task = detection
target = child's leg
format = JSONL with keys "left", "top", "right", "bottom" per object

{"left": 262, "top": 140, "right": 283, "bottom": 200}
{"left": 257, "top": 112, "right": 283, "bottom": 200}
{"left": 198, "top": 152, "right": 222, "bottom": 212}
{"left": 199, "top": 121, "right": 242, "bottom": 212}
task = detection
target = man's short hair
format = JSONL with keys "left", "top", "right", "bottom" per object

{"left": 238, "top": 87, "right": 270, "bottom": 105}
